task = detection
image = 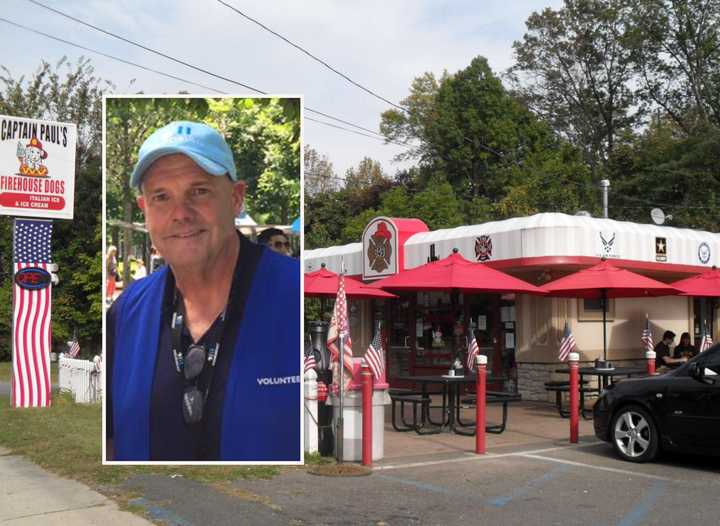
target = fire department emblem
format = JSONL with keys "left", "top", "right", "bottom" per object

{"left": 16, "top": 137, "right": 49, "bottom": 177}
{"left": 367, "top": 222, "right": 392, "bottom": 273}
{"left": 474, "top": 235, "right": 492, "bottom": 261}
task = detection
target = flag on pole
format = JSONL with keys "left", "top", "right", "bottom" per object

{"left": 12, "top": 219, "right": 53, "bottom": 408}
{"left": 67, "top": 337, "right": 80, "bottom": 359}
{"left": 303, "top": 337, "right": 317, "bottom": 375}
{"left": 303, "top": 352, "right": 317, "bottom": 375}
{"left": 364, "top": 325, "right": 385, "bottom": 381}
{"left": 700, "top": 327, "right": 713, "bottom": 353}
{"left": 326, "top": 272, "right": 354, "bottom": 379}
{"left": 559, "top": 321, "right": 576, "bottom": 362}
{"left": 466, "top": 331, "right": 480, "bottom": 371}
{"left": 641, "top": 316, "right": 654, "bottom": 354}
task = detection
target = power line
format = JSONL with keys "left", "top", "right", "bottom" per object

{"left": 305, "top": 116, "right": 409, "bottom": 147}
{"left": 215, "top": 0, "right": 407, "bottom": 113}
{"left": 27, "top": 0, "right": 397, "bottom": 142}
{"left": 0, "top": 17, "right": 224, "bottom": 94}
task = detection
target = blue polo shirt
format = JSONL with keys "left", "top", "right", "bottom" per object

{"left": 107, "top": 234, "right": 300, "bottom": 461}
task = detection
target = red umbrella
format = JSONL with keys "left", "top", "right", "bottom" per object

{"left": 671, "top": 267, "right": 720, "bottom": 297}
{"left": 305, "top": 267, "right": 397, "bottom": 299}
{"left": 370, "top": 249, "right": 545, "bottom": 295}
{"left": 540, "top": 259, "right": 680, "bottom": 360}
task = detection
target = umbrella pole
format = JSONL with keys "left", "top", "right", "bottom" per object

{"left": 602, "top": 290, "right": 608, "bottom": 362}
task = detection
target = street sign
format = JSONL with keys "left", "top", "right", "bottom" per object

{"left": 0, "top": 115, "right": 76, "bottom": 220}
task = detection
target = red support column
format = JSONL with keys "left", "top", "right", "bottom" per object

{"left": 475, "top": 355, "right": 487, "bottom": 455}
{"left": 361, "top": 362, "right": 373, "bottom": 467}
{"left": 645, "top": 351, "right": 656, "bottom": 375}
{"left": 569, "top": 352, "right": 579, "bottom": 444}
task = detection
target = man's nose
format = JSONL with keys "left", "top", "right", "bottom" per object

{"left": 168, "top": 197, "right": 196, "bottom": 222}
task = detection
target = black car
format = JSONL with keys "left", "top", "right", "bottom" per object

{"left": 593, "top": 344, "right": 720, "bottom": 462}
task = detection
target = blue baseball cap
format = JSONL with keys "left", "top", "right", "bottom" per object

{"left": 130, "top": 121, "right": 238, "bottom": 188}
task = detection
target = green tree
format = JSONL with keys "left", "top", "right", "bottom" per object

{"left": 627, "top": 0, "right": 720, "bottom": 132}
{"left": 343, "top": 157, "right": 388, "bottom": 192}
{"left": 511, "top": 0, "right": 638, "bottom": 167}
{"left": 304, "top": 145, "right": 338, "bottom": 196}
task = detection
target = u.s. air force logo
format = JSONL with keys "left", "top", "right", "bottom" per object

{"left": 367, "top": 222, "right": 392, "bottom": 273}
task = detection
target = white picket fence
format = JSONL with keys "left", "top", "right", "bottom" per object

{"left": 58, "top": 355, "right": 102, "bottom": 403}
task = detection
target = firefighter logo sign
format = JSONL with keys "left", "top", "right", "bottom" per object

{"left": 362, "top": 217, "right": 398, "bottom": 280}
{"left": 0, "top": 115, "right": 76, "bottom": 220}
{"left": 367, "top": 222, "right": 392, "bottom": 273}
{"left": 474, "top": 235, "right": 493, "bottom": 261}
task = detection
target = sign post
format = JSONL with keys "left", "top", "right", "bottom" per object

{"left": 1, "top": 115, "right": 76, "bottom": 408}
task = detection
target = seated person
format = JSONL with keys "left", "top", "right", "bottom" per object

{"left": 673, "top": 332, "right": 697, "bottom": 360}
{"left": 654, "top": 330, "right": 687, "bottom": 369}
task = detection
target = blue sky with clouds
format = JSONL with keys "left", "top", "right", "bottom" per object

{"left": 1, "top": 0, "right": 562, "bottom": 177}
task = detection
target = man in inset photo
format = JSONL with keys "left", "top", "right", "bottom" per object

{"left": 105, "top": 102, "right": 300, "bottom": 462}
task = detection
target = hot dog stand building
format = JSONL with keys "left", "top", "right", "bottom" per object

{"left": 304, "top": 213, "right": 720, "bottom": 400}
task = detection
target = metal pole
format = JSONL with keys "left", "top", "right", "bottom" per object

{"left": 474, "top": 355, "right": 487, "bottom": 455}
{"left": 602, "top": 290, "right": 608, "bottom": 362}
{"left": 569, "top": 352, "right": 579, "bottom": 443}
{"left": 361, "top": 361, "right": 373, "bottom": 466}
{"left": 599, "top": 179, "right": 610, "bottom": 219}
{"left": 337, "top": 333, "right": 345, "bottom": 463}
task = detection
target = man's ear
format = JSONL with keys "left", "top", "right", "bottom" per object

{"left": 137, "top": 194, "right": 146, "bottom": 211}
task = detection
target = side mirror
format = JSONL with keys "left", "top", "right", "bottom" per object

{"left": 688, "top": 362, "right": 703, "bottom": 381}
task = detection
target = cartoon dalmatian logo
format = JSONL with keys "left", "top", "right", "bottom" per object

{"left": 17, "top": 137, "right": 49, "bottom": 177}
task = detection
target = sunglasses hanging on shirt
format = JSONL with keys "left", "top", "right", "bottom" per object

{"left": 171, "top": 294, "right": 225, "bottom": 425}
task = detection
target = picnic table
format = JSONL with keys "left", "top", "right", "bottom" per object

{"left": 554, "top": 366, "right": 647, "bottom": 418}
{"left": 392, "top": 374, "right": 520, "bottom": 435}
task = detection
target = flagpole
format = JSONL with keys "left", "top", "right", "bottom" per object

{"left": 337, "top": 332, "right": 345, "bottom": 463}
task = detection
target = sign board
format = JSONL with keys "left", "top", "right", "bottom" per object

{"left": 362, "top": 217, "right": 399, "bottom": 280}
{"left": 0, "top": 115, "right": 76, "bottom": 219}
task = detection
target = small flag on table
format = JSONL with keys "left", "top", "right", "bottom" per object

{"left": 466, "top": 331, "right": 480, "bottom": 370}
{"left": 700, "top": 328, "right": 713, "bottom": 353}
{"left": 364, "top": 325, "right": 385, "bottom": 381}
{"left": 641, "top": 316, "right": 654, "bottom": 353}
{"left": 559, "top": 321, "right": 576, "bottom": 362}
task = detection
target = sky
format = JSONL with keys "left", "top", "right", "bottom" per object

{"left": 1, "top": 0, "right": 563, "bottom": 179}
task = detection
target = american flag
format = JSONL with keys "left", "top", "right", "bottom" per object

{"left": 466, "top": 331, "right": 480, "bottom": 371}
{"left": 364, "top": 325, "right": 385, "bottom": 381}
{"left": 641, "top": 316, "right": 654, "bottom": 354}
{"left": 67, "top": 337, "right": 80, "bottom": 359}
{"left": 326, "top": 273, "right": 354, "bottom": 382}
{"left": 304, "top": 350, "right": 317, "bottom": 375}
{"left": 559, "top": 321, "right": 576, "bottom": 362}
{"left": 12, "top": 219, "right": 53, "bottom": 408}
{"left": 700, "top": 329, "right": 713, "bottom": 353}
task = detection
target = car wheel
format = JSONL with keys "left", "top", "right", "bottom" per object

{"left": 610, "top": 405, "right": 659, "bottom": 463}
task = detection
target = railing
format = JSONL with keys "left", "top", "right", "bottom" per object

{"left": 58, "top": 355, "right": 102, "bottom": 403}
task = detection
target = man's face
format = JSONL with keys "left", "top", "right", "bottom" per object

{"left": 137, "top": 154, "right": 245, "bottom": 272}
{"left": 267, "top": 234, "right": 291, "bottom": 256}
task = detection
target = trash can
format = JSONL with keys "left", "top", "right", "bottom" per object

{"left": 327, "top": 358, "right": 390, "bottom": 461}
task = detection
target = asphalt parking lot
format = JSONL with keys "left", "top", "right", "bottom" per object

{"left": 121, "top": 439, "right": 720, "bottom": 526}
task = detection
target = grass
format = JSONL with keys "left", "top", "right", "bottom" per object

{"left": 0, "top": 392, "right": 279, "bottom": 488}
{"left": 0, "top": 360, "right": 58, "bottom": 386}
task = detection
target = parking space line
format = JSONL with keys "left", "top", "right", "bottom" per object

{"left": 616, "top": 480, "right": 667, "bottom": 526}
{"left": 375, "top": 442, "right": 603, "bottom": 471}
{"left": 518, "top": 454, "right": 670, "bottom": 481}
{"left": 486, "top": 464, "right": 569, "bottom": 508}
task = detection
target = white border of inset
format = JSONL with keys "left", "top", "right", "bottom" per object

{"left": 102, "top": 93, "right": 304, "bottom": 466}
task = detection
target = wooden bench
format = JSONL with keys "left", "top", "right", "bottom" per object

{"left": 456, "top": 391, "right": 523, "bottom": 434}
{"left": 544, "top": 380, "right": 598, "bottom": 419}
